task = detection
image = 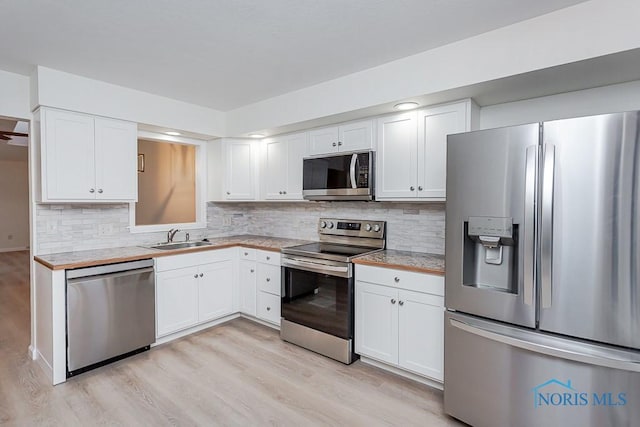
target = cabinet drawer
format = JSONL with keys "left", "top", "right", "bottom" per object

{"left": 257, "top": 263, "right": 281, "bottom": 295}
{"left": 355, "top": 265, "right": 444, "bottom": 296}
{"left": 239, "top": 247, "right": 256, "bottom": 260}
{"left": 257, "top": 291, "right": 281, "bottom": 325}
{"left": 155, "top": 248, "right": 234, "bottom": 272}
{"left": 257, "top": 250, "right": 280, "bottom": 266}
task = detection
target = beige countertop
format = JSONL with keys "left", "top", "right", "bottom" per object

{"left": 353, "top": 249, "right": 445, "bottom": 275}
{"left": 34, "top": 235, "right": 313, "bottom": 270}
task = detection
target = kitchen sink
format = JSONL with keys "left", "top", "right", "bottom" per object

{"left": 150, "top": 241, "right": 213, "bottom": 250}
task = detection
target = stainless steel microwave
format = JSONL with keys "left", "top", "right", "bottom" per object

{"left": 302, "top": 151, "right": 374, "bottom": 201}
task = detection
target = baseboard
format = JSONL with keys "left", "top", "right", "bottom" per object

{"left": 359, "top": 356, "right": 444, "bottom": 391}
{"left": 239, "top": 313, "right": 280, "bottom": 330}
{"left": 28, "top": 344, "right": 37, "bottom": 360}
{"left": 0, "top": 246, "right": 29, "bottom": 253}
{"left": 34, "top": 349, "right": 54, "bottom": 384}
{"left": 153, "top": 313, "right": 242, "bottom": 346}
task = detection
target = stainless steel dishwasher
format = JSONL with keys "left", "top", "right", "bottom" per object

{"left": 66, "top": 259, "right": 155, "bottom": 377}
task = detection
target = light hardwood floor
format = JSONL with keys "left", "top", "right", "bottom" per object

{"left": 0, "top": 251, "right": 464, "bottom": 426}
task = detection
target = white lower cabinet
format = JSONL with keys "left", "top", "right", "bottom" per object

{"left": 355, "top": 265, "right": 444, "bottom": 382}
{"left": 156, "top": 266, "right": 199, "bottom": 337}
{"left": 257, "top": 291, "right": 281, "bottom": 324}
{"left": 155, "top": 251, "right": 234, "bottom": 337}
{"left": 239, "top": 259, "right": 257, "bottom": 316}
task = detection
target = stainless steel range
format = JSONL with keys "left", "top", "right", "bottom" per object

{"left": 281, "top": 218, "right": 386, "bottom": 364}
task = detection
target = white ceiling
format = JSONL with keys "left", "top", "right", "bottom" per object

{"left": 0, "top": 0, "right": 586, "bottom": 112}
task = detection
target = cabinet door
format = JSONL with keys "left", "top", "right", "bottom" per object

{"left": 339, "top": 120, "right": 373, "bottom": 152}
{"left": 263, "top": 137, "right": 288, "bottom": 199}
{"left": 42, "top": 109, "right": 96, "bottom": 200}
{"left": 239, "top": 260, "right": 257, "bottom": 316}
{"left": 284, "top": 132, "right": 307, "bottom": 200}
{"left": 156, "top": 267, "right": 199, "bottom": 337}
{"left": 308, "top": 126, "right": 339, "bottom": 156}
{"left": 225, "top": 140, "right": 256, "bottom": 200}
{"left": 355, "top": 281, "right": 398, "bottom": 365}
{"left": 198, "top": 260, "right": 234, "bottom": 323}
{"left": 376, "top": 111, "right": 418, "bottom": 199}
{"left": 94, "top": 118, "right": 137, "bottom": 200}
{"left": 398, "top": 290, "right": 444, "bottom": 381}
{"left": 417, "top": 103, "right": 468, "bottom": 199}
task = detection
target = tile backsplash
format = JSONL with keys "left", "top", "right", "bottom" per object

{"left": 35, "top": 201, "right": 445, "bottom": 255}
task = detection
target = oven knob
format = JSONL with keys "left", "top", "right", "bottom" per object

{"left": 327, "top": 221, "right": 334, "bottom": 229}
{"left": 365, "top": 224, "right": 372, "bottom": 232}
{"left": 320, "top": 221, "right": 327, "bottom": 229}
{"left": 373, "top": 224, "right": 381, "bottom": 232}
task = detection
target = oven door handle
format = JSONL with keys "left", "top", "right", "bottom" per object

{"left": 283, "top": 258, "right": 350, "bottom": 278}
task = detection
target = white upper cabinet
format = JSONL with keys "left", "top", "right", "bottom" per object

{"left": 225, "top": 140, "right": 257, "bottom": 200}
{"left": 261, "top": 132, "right": 307, "bottom": 200}
{"left": 308, "top": 119, "right": 374, "bottom": 156}
{"left": 208, "top": 138, "right": 258, "bottom": 201}
{"left": 38, "top": 108, "right": 137, "bottom": 202}
{"left": 376, "top": 111, "right": 419, "bottom": 199}
{"left": 376, "top": 99, "right": 476, "bottom": 201}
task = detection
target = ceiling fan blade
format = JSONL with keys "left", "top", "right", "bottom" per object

{"left": 0, "top": 131, "right": 28, "bottom": 137}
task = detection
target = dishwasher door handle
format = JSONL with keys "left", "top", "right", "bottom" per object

{"left": 67, "top": 267, "right": 154, "bottom": 284}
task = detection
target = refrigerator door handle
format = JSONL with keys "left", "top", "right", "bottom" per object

{"left": 523, "top": 145, "right": 538, "bottom": 306}
{"left": 449, "top": 317, "right": 640, "bottom": 372}
{"left": 541, "top": 143, "right": 555, "bottom": 308}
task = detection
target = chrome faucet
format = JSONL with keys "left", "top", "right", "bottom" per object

{"left": 167, "top": 228, "right": 180, "bottom": 243}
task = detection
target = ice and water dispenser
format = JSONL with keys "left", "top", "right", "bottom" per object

{"left": 462, "top": 216, "right": 518, "bottom": 293}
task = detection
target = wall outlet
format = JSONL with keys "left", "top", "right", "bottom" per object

{"left": 46, "top": 221, "right": 58, "bottom": 233}
{"left": 98, "top": 224, "right": 113, "bottom": 236}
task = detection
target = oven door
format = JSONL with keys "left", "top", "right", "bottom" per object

{"left": 281, "top": 257, "right": 353, "bottom": 339}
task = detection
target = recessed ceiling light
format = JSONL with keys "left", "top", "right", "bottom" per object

{"left": 248, "top": 133, "right": 265, "bottom": 138}
{"left": 393, "top": 102, "right": 419, "bottom": 111}
{"left": 165, "top": 131, "right": 181, "bottom": 136}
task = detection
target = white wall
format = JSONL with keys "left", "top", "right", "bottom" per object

{"left": 0, "top": 69, "right": 30, "bottom": 120}
{"left": 32, "top": 66, "right": 226, "bottom": 137}
{"left": 480, "top": 80, "right": 640, "bottom": 129}
{"left": 226, "top": 0, "right": 640, "bottom": 136}
{"left": 0, "top": 160, "right": 30, "bottom": 251}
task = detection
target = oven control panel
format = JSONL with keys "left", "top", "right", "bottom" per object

{"left": 318, "top": 218, "right": 385, "bottom": 239}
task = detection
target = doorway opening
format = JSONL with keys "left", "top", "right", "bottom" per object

{"left": 0, "top": 117, "right": 31, "bottom": 356}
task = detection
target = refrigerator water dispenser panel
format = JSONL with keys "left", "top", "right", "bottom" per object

{"left": 463, "top": 216, "right": 518, "bottom": 293}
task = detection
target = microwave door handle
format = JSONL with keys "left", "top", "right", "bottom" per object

{"left": 349, "top": 153, "right": 358, "bottom": 189}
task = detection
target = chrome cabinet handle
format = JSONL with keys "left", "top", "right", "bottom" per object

{"left": 332, "top": 142, "right": 337, "bottom": 147}
{"left": 266, "top": 306, "right": 271, "bottom": 311}
{"left": 266, "top": 277, "right": 271, "bottom": 282}
{"left": 279, "top": 191, "right": 282, "bottom": 194}
{"left": 391, "top": 299, "right": 396, "bottom": 304}
{"left": 394, "top": 277, "right": 400, "bottom": 283}
{"left": 226, "top": 191, "right": 231, "bottom": 195}
{"left": 338, "top": 141, "right": 343, "bottom": 146}
{"left": 199, "top": 273, "right": 204, "bottom": 278}
{"left": 418, "top": 186, "right": 423, "bottom": 191}
{"left": 89, "top": 188, "right": 95, "bottom": 193}
{"left": 399, "top": 301, "right": 404, "bottom": 306}
{"left": 193, "top": 274, "right": 198, "bottom": 278}
{"left": 266, "top": 256, "right": 270, "bottom": 260}
{"left": 410, "top": 186, "right": 415, "bottom": 191}
{"left": 283, "top": 190, "right": 287, "bottom": 194}
{"left": 97, "top": 189, "right": 103, "bottom": 194}
{"left": 250, "top": 269, "right": 254, "bottom": 273}
{"left": 244, "top": 252, "right": 248, "bottom": 256}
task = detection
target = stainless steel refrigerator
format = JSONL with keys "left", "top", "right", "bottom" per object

{"left": 444, "top": 111, "right": 640, "bottom": 427}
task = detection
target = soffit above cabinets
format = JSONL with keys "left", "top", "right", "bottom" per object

{"left": 0, "top": 0, "right": 586, "bottom": 111}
